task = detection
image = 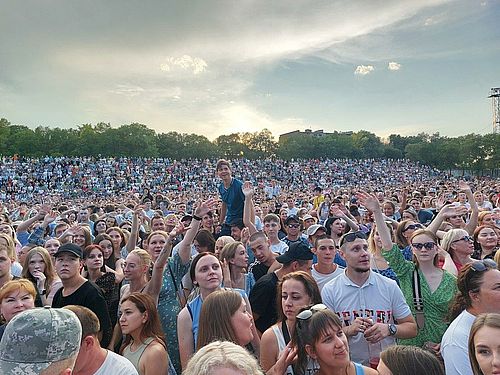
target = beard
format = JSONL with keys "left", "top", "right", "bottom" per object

{"left": 353, "top": 266, "right": 370, "bottom": 273}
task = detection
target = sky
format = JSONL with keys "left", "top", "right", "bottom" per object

{"left": 0, "top": 0, "right": 499, "bottom": 140}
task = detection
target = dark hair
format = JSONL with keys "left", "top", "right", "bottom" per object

{"left": 216, "top": 159, "right": 231, "bottom": 171}
{"left": 194, "top": 229, "right": 216, "bottom": 252}
{"left": 92, "top": 219, "right": 107, "bottom": 237}
{"left": 83, "top": 244, "right": 106, "bottom": 272}
{"left": 277, "top": 271, "right": 322, "bottom": 323}
{"left": 324, "top": 217, "right": 342, "bottom": 236}
{"left": 93, "top": 233, "right": 117, "bottom": 270}
{"left": 292, "top": 308, "right": 343, "bottom": 375}
{"left": 380, "top": 345, "right": 444, "bottom": 375}
{"left": 449, "top": 262, "right": 497, "bottom": 321}
{"left": 119, "top": 293, "right": 166, "bottom": 353}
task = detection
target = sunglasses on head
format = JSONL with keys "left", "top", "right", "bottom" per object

{"left": 470, "top": 259, "right": 497, "bottom": 272}
{"left": 339, "top": 231, "right": 367, "bottom": 247}
{"left": 403, "top": 224, "right": 423, "bottom": 232}
{"left": 411, "top": 242, "right": 436, "bottom": 250}
{"left": 452, "top": 235, "right": 473, "bottom": 243}
{"left": 296, "top": 304, "right": 328, "bottom": 321}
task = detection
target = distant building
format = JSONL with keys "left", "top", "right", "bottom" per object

{"left": 279, "top": 129, "right": 351, "bottom": 142}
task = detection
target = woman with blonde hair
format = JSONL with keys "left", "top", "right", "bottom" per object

{"left": 21, "top": 246, "right": 62, "bottom": 306}
{"left": 0, "top": 279, "right": 36, "bottom": 340}
{"left": 441, "top": 229, "right": 475, "bottom": 276}
{"left": 220, "top": 241, "right": 255, "bottom": 294}
{"left": 368, "top": 222, "right": 410, "bottom": 283}
{"left": 214, "top": 235, "right": 235, "bottom": 258}
{"left": 468, "top": 313, "right": 500, "bottom": 375}
{"left": 184, "top": 341, "right": 264, "bottom": 375}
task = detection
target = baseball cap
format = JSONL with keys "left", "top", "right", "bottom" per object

{"left": 306, "top": 224, "right": 326, "bottom": 237}
{"left": 54, "top": 243, "right": 83, "bottom": 258}
{"left": 0, "top": 307, "right": 82, "bottom": 374}
{"left": 276, "top": 242, "right": 314, "bottom": 264}
{"left": 284, "top": 215, "right": 300, "bottom": 225}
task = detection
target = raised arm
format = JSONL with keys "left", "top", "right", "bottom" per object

{"left": 330, "top": 205, "right": 360, "bottom": 232}
{"left": 178, "top": 198, "right": 218, "bottom": 264}
{"left": 126, "top": 206, "right": 142, "bottom": 254}
{"left": 462, "top": 181, "right": 479, "bottom": 235}
{"left": 357, "top": 191, "right": 392, "bottom": 250}
{"left": 242, "top": 181, "right": 258, "bottom": 235}
{"left": 144, "top": 230, "right": 176, "bottom": 303}
{"left": 16, "top": 208, "right": 46, "bottom": 233}
{"left": 427, "top": 204, "right": 467, "bottom": 234}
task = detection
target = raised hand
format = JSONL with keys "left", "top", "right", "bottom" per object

{"left": 242, "top": 181, "right": 254, "bottom": 197}
{"left": 194, "top": 198, "right": 218, "bottom": 217}
{"left": 458, "top": 180, "right": 471, "bottom": 192}
{"left": 356, "top": 191, "right": 381, "bottom": 213}
{"left": 42, "top": 210, "right": 58, "bottom": 226}
{"left": 240, "top": 227, "right": 250, "bottom": 245}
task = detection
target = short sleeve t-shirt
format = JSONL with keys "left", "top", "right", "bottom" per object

{"left": 218, "top": 178, "right": 245, "bottom": 225}
{"left": 321, "top": 270, "right": 411, "bottom": 365}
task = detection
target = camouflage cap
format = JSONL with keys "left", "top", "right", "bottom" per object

{"left": 0, "top": 306, "right": 82, "bottom": 374}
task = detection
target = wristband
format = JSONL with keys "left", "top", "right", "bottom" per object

{"left": 192, "top": 215, "right": 202, "bottom": 221}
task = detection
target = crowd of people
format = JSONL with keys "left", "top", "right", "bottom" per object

{"left": 0, "top": 157, "right": 499, "bottom": 375}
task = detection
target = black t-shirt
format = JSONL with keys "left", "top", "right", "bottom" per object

{"left": 52, "top": 280, "right": 112, "bottom": 347}
{"left": 249, "top": 272, "right": 279, "bottom": 334}
{"left": 249, "top": 261, "right": 270, "bottom": 282}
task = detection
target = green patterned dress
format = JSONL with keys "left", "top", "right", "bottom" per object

{"left": 382, "top": 244, "right": 457, "bottom": 347}
{"left": 157, "top": 252, "right": 191, "bottom": 374}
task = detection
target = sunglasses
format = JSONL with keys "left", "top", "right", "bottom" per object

{"left": 470, "top": 259, "right": 497, "bottom": 272}
{"left": 452, "top": 235, "right": 473, "bottom": 243}
{"left": 296, "top": 304, "right": 328, "bottom": 321}
{"left": 288, "top": 223, "right": 300, "bottom": 229}
{"left": 339, "top": 231, "right": 367, "bottom": 247}
{"left": 465, "top": 259, "right": 498, "bottom": 292}
{"left": 411, "top": 242, "right": 436, "bottom": 250}
{"left": 403, "top": 224, "right": 423, "bottom": 232}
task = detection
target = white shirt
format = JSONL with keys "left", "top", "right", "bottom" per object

{"left": 94, "top": 350, "right": 139, "bottom": 375}
{"left": 441, "top": 309, "right": 476, "bottom": 375}
{"left": 311, "top": 264, "right": 344, "bottom": 292}
{"left": 321, "top": 270, "right": 411, "bottom": 365}
{"left": 270, "top": 241, "right": 289, "bottom": 255}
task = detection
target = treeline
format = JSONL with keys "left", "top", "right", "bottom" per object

{"left": 0, "top": 118, "right": 498, "bottom": 173}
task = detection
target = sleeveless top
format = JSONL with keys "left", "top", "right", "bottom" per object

{"left": 354, "top": 362, "right": 365, "bottom": 375}
{"left": 271, "top": 324, "right": 319, "bottom": 375}
{"left": 122, "top": 337, "right": 155, "bottom": 372}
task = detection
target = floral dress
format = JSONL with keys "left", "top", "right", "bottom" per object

{"left": 156, "top": 252, "right": 191, "bottom": 374}
{"left": 382, "top": 244, "right": 457, "bottom": 347}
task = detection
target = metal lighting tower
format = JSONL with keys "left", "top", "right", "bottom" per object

{"left": 488, "top": 87, "right": 500, "bottom": 133}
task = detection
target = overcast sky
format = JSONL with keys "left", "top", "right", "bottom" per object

{"left": 1, "top": 0, "right": 498, "bottom": 140}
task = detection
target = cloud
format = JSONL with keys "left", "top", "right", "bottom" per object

{"left": 354, "top": 65, "right": 375, "bottom": 75}
{"left": 388, "top": 61, "right": 402, "bottom": 71}
{"left": 160, "top": 55, "right": 208, "bottom": 75}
